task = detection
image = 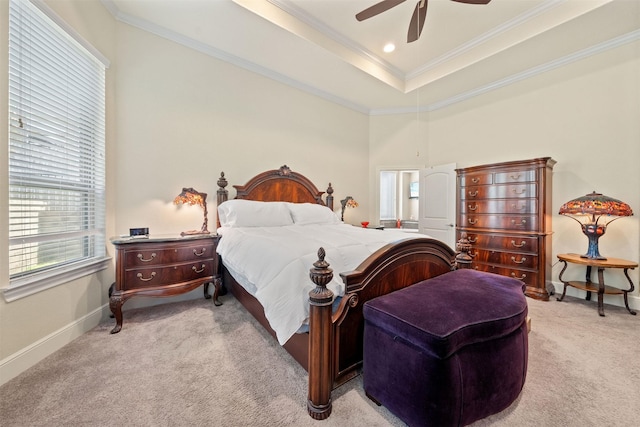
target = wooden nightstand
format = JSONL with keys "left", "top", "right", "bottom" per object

{"left": 109, "top": 234, "right": 221, "bottom": 333}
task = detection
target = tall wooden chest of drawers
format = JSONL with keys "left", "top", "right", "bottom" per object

{"left": 109, "top": 234, "right": 221, "bottom": 333}
{"left": 456, "top": 158, "right": 556, "bottom": 300}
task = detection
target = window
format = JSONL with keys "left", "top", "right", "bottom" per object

{"left": 378, "top": 169, "right": 419, "bottom": 225}
{"left": 6, "top": 0, "right": 109, "bottom": 300}
{"left": 379, "top": 171, "right": 397, "bottom": 220}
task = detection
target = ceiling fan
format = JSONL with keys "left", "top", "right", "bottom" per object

{"left": 356, "top": 0, "right": 492, "bottom": 43}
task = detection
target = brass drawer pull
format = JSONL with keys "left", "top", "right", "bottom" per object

{"left": 511, "top": 273, "right": 527, "bottom": 280}
{"left": 136, "top": 272, "right": 156, "bottom": 282}
{"left": 468, "top": 218, "right": 478, "bottom": 225}
{"left": 510, "top": 174, "right": 521, "bottom": 181}
{"left": 511, "top": 203, "right": 526, "bottom": 210}
{"left": 468, "top": 190, "right": 478, "bottom": 197}
{"left": 511, "top": 256, "right": 527, "bottom": 264}
{"left": 471, "top": 177, "right": 480, "bottom": 183}
{"left": 468, "top": 204, "right": 478, "bottom": 211}
{"left": 193, "top": 248, "right": 207, "bottom": 257}
{"left": 467, "top": 236, "right": 477, "bottom": 243}
{"left": 512, "top": 188, "right": 526, "bottom": 195}
{"left": 137, "top": 253, "right": 156, "bottom": 262}
{"left": 511, "top": 240, "right": 526, "bottom": 248}
{"left": 511, "top": 219, "right": 526, "bottom": 226}
{"left": 192, "top": 264, "right": 206, "bottom": 274}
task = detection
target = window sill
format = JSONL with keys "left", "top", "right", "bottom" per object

{"left": 2, "top": 257, "right": 112, "bottom": 302}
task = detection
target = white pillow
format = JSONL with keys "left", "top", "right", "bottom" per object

{"left": 218, "top": 200, "right": 293, "bottom": 227}
{"left": 288, "top": 202, "right": 340, "bottom": 225}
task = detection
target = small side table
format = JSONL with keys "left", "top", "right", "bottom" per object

{"left": 556, "top": 253, "right": 637, "bottom": 316}
{"left": 109, "top": 234, "right": 222, "bottom": 333}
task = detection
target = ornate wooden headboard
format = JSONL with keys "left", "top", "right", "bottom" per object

{"left": 216, "top": 165, "right": 334, "bottom": 228}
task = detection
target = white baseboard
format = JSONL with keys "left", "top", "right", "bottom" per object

{"left": 0, "top": 304, "right": 110, "bottom": 387}
{"left": 0, "top": 290, "right": 204, "bottom": 387}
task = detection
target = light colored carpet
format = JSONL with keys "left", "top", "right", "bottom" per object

{"left": 1, "top": 292, "right": 639, "bottom": 426}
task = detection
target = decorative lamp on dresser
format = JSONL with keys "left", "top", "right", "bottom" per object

{"left": 109, "top": 234, "right": 221, "bottom": 334}
{"left": 456, "top": 157, "right": 556, "bottom": 300}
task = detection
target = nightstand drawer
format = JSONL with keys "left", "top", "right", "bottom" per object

{"left": 123, "top": 243, "right": 216, "bottom": 266}
{"left": 123, "top": 261, "right": 214, "bottom": 289}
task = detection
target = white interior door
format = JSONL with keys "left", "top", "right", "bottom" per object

{"left": 418, "top": 163, "right": 457, "bottom": 249}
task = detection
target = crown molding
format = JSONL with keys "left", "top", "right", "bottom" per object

{"left": 101, "top": 0, "right": 637, "bottom": 116}
{"left": 371, "top": 28, "right": 640, "bottom": 116}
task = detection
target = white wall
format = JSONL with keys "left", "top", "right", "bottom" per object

{"left": 369, "top": 39, "right": 640, "bottom": 308}
{"left": 113, "top": 23, "right": 370, "bottom": 237}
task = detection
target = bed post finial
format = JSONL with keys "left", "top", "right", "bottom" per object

{"left": 325, "top": 183, "right": 334, "bottom": 211}
{"left": 307, "top": 247, "right": 334, "bottom": 420}
{"left": 216, "top": 172, "right": 228, "bottom": 229}
{"left": 217, "top": 172, "right": 228, "bottom": 202}
{"left": 455, "top": 233, "right": 473, "bottom": 269}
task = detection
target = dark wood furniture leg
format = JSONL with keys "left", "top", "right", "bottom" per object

{"left": 596, "top": 267, "right": 606, "bottom": 316}
{"left": 109, "top": 294, "right": 123, "bottom": 334}
{"left": 556, "top": 260, "right": 569, "bottom": 302}
{"left": 622, "top": 268, "right": 637, "bottom": 315}
{"left": 585, "top": 266, "right": 593, "bottom": 301}
{"left": 212, "top": 276, "right": 224, "bottom": 306}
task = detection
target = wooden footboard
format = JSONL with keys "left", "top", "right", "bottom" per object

{"left": 307, "top": 237, "right": 459, "bottom": 420}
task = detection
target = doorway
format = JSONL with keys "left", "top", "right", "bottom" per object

{"left": 377, "top": 163, "right": 457, "bottom": 249}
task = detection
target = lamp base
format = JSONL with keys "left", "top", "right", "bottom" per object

{"left": 580, "top": 225, "right": 606, "bottom": 260}
{"left": 180, "top": 230, "right": 211, "bottom": 237}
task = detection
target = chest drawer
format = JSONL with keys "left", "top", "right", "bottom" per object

{"left": 469, "top": 248, "right": 538, "bottom": 269}
{"left": 123, "top": 243, "right": 215, "bottom": 266}
{"left": 459, "top": 173, "right": 493, "bottom": 186}
{"left": 471, "top": 263, "right": 537, "bottom": 287}
{"left": 460, "top": 214, "right": 538, "bottom": 231}
{"left": 461, "top": 199, "right": 537, "bottom": 214}
{"left": 464, "top": 233, "right": 539, "bottom": 253}
{"left": 460, "top": 183, "right": 537, "bottom": 200}
{"left": 494, "top": 169, "right": 537, "bottom": 184}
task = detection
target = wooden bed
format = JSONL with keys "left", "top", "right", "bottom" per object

{"left": 215, "top": 165, "right": 466, "bottom": 420}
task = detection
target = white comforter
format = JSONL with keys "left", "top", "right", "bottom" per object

{"left": 216, "top": 224, "right": 420, "bottom": 345}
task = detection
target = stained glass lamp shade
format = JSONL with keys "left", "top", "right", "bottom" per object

{"left": 558, "top": 191, "right": 633, "bottom": 260}
{"left": 174, "top": 187, "right": 210, "bottom": 236}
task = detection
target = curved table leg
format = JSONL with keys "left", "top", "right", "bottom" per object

{"left": 109, "top": 293, "right": 124, "bottom": 334}
{"left": 556, "top": 260, "right": 569, "bottom": 302}
{"left": 622, "top": 268, "right": 637, "bottom": 315}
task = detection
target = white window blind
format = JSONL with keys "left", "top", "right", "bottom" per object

{"left": 8, "top": 0, "right": 107, "bottom": 287}
{"left": 379, "top": 171, "right": 397, "bottom": 220}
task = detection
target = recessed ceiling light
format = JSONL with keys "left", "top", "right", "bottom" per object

{"left": 383, "top": 43, "right": 395, "bottom": 53}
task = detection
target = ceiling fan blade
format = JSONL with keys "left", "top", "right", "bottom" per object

{"left": 450, "top": 0, "right": 492, "bottom": 4}
{"left": 356, "top": 0, "right": 406, "bottom": 21}
{"left": 407, "top": 0, "right": 428, "bottom": 43}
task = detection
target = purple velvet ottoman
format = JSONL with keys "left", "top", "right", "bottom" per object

{"left": 363, "top": 269, "right": 528, "bottom": 427}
